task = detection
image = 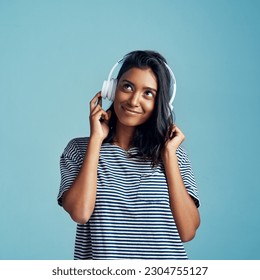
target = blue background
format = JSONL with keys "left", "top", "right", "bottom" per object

{"left": 0, "top": 0, "right": 259, "bottom": 260}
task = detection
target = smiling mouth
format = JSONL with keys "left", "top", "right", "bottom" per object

{"left": 122, "top": 106, "right": 142, "bottom": 114}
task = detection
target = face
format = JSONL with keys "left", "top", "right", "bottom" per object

{"left": 113, "top": 67, "right": 157, "bottom": 128}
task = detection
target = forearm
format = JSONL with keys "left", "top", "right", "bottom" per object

{"left": 62, "top": 136, "right": 102, "bottom": 224}
{"left": 163, "top": 151, "right": 200, "bottom": 242}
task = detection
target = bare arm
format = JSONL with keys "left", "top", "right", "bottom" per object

{"left": 62, "top": 92, "right": 110, "bottom": 224}
{"left": 162, "top": 125, "right": 200, "bottom": 242}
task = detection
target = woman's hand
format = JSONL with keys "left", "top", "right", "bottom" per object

{"left": 89, "top": 92, "right": 111, "bottom": 141}
{"left": 164, "top": 124, "right": 185, "bottom": 154}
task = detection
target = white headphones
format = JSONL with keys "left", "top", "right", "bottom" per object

{"left": 101, "top": 58, "right": 177, "bottom": 112}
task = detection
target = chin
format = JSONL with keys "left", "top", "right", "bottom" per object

{"left": 116, "top": 117, "right": 143, "bottom": 128}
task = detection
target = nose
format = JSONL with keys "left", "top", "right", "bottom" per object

{"left": 127, "top": 92, "right": 141, "bottom": 107}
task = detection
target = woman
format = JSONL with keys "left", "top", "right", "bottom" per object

{"left": 58, "top": 50, "right": 200, "bottom": 259}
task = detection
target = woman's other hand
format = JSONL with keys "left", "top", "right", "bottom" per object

{"left": 163, "top": 124, "right": 185, "bottom": 156}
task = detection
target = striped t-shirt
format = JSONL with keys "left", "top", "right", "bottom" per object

{"left": 58, "top": 137, "right": 200, "bottom": 260}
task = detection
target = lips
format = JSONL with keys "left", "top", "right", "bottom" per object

{"left": 122, "top": 105, "right": 142, "bottom": 115}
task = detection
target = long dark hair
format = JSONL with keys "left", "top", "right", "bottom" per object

{"left": 104, "top": 50, "right": 175, "bottom": 166}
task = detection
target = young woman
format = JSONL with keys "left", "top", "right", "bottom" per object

{"left": 58, "top": 50, "right": 200, "bottom": 259}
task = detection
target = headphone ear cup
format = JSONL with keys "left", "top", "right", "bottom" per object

{"left": 101, "top": 80, "right": 109, "bottom": 99}
{"left": 106, "top": 78, "right": 117, "bottom": 101}
{"left": 101, "top": 79, "right": 117, "bottom": 101}
{"left": 110, "top": 78, "right": 117, "bottom": 101}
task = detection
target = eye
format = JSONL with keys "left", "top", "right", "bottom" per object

{"left": 144, "top": 91, "right": 155, "bottom": 99}
{"left": 122, "top": 83, "right": 133, "bottom": 92}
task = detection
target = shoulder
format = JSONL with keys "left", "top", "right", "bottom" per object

{"left": 67, "top": 137, "right": 89, "bottom": 148}
{"left": 62, "top": 137, "right": 89, "bottom": 160}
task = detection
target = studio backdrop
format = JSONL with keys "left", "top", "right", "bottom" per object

{"left": 0, "top": 0, "right": 259, "bottom": 260}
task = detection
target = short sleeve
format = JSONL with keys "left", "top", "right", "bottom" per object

{"left": 176, "top": 146, "right": 200, "bottom": 208}
{"left": 57, "top": 139, "right": 83, "bottom": 206}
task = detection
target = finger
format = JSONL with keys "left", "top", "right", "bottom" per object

{"left": 90, "top": 103, "right": 102, "bottom": 115}
{"left": 102, "top": 110, "right": 111, "bottom": 123}
{"left": 171, "top": 123, "right": 177, "bottom": 130}
{"left": 174, "top": 125, "right": 183, "bottom": 135}
{"left": 89, "top": 92, "right": 102, "bottom": 111}
{"left": 106, "top": 110, "right": 111, "bottom": 121}
{"left": 167, "top": 123, "right": 176, "bottom": 139}
{"left": 91, "top": 108, "right": 108, "bottom": 121}
{"left": 90, "top": 106, "right": 110, "bottom": 122}
{"left": 90, "top": 96, "right": 103, "bottom": 115}
{"left": 95, "top": 96, "right": 104, "bottom": 116}
{"left": 173, "top": 126, "right": 185, "bottom": 141}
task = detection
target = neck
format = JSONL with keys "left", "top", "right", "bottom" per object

{"left": 113, "top": 122, "right": 136, "bottom": 150}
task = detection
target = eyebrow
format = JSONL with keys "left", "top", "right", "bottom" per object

{"left": 122, "top": 79, "right": 157, "bottom": 93}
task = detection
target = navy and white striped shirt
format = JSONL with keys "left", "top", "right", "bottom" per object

{"left": 58, "top": 137, "right": 199, "bottom": 259}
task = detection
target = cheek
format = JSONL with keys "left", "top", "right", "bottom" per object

{"left": 144, "top": 102, "right": 156, "bottom": 114}
{"left": 113, "top": 91, "right": 123, "bottom": 106}
{"left": 113, "top": 98, "right": 122, "bottom": 118}
{"left": 113, "top": 95, "right": 121, "bottom": 109}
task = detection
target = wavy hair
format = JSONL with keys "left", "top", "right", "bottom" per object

{"left": 104, "top": 50, "right": 175, "bottom": 166}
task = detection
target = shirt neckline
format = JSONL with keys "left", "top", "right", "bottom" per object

{"left": 102, "top": 142, "right": 138, "bottom": 153}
